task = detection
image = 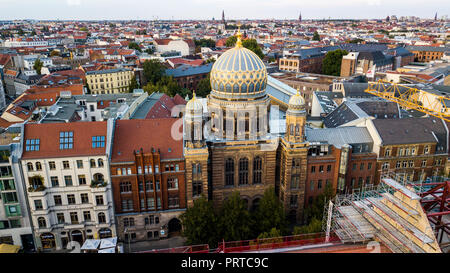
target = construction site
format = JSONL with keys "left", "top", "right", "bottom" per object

{"left": 139, "top": 172, "right": 449, "bottom": 254}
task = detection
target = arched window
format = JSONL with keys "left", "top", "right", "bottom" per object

{"left": 35, "top": 162, "right": 42, "bottom": 171}
{"left": 252, "top": 198, "right": 260, "bottom": 211}
{"left": 290, "top": 124, "right": 294, "bottom": 136}
{"left": 98, "top": 212, "right": 106, "bottom": 224}
{"left": 93, "top": 173, "right": 104, "bottom": 182}
{"left": 295, "top": 125, "right": 300, "bottom": 136}
{"left": 98, "top": 159, "right": 104, "bottom": 167}
{"left": 90, "top": 159, "right": 96, "bottom": 168}
{"left": 253, "top": 157, "right": 262, "bottom": 184}
{"left": 27, "top": 162, "right": 33, "bottom": 172}
{"left": 239, "top": 158, "right": 249, "bottom": 185}
{"left": 225, "top": 158, "right": 234, "bottom": 186}
{"left": 38, "top": 217, "right": 46, "bottom": 228}
{"left": 245, "top": 112, "right": 250, "bottom": 134}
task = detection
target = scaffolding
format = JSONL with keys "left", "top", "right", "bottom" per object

{"left": 326, "top": 173, "right": 443, "bottom": 253}
{"left": 365, "top": 80, "right": 450, "bottom": 122}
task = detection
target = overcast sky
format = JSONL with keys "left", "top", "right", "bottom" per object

{"left": 0, "top": 0, "right": 448, "bottom": 20}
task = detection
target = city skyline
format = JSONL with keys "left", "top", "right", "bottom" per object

{"left": 0, "top": 0, "right": 448, "bottom": 20}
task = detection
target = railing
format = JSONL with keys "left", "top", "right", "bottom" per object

{"left": 215, "top": 232, "right": 341, "bottom": 253}
{"left": 134, "top": 244, "right": 209, "bottom": 253}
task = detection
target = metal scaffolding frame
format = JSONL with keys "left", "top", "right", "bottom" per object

{"left": 325, "top": 173, "right": 443, "bottom": 253}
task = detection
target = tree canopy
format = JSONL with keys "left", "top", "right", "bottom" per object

{"left": 180, "top": 196, "right": 219, "bottom": 247}
{"left": 322, "top": 49, "right": 348, "bottom": 76}
{"left": 143, "top": 59, "right": 165, "bottom": 85}
{"left": 33, "top": 59, "right": 43, "bottom": 75}
{"left": 194, "top": 38, "right": 216, "bottom": 48}
{"left": 128, "top": 76, "right": 139, "bottom": 93}
{"left": 251, "top": 186, "right": 287, "bottom": 236}
{"left": 218, "top": 191, "right": 252, "bottom": 242}
{"left": 128, "top": 42, "right": 142, "bottom": 52}
{"left": 225, "top": 37, "right": 264, "bottom": 60}
{"left": 196, "top": 75, "right": 211, "bottom": 97}
{"left": 312, "top": 31, "right": 321, "bottom": 41}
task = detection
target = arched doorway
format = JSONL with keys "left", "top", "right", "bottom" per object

{"left": 251, "top": 198, "right": 261, "bottom": 212}
{"left": 99, "top": 228, "right": 112, "bottom": 239}
{"left": 40, "top": 233, "right": 55, "bottom": 249}
{"left": 71, "top": 230, "right": 84, "bottom": 245}
{"left": 288, "top": 210, "right": 297, "bottom": 224}
{"left": 168, "top": 218, "right": 182, "bottom": 236}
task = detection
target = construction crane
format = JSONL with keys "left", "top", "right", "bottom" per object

{"left": 365, "top": 80, "right": 450, "bottom": 122}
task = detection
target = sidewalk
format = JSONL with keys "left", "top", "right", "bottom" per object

{"left": 122, "top": 235, "right": 187, "bottom": 253}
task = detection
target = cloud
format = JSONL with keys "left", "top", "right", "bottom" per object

{"left": 67, "top": 0, "right": 81, "bottom": 6}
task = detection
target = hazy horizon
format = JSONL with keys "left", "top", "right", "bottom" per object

{"left": 0, "top": 0, "right": 448, "bottom": 21}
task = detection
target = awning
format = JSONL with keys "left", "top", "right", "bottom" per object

{"left": 0, "top": 244, "right": 20, "bottom": 253}
{"left": 81, "top": 239, "right": 101, "bottom": 250}
{"left": 98, "top": 247, "right": 115, "bottom": 253}
{"left": 99, "top": 237, "right": 117, "bottom": 249}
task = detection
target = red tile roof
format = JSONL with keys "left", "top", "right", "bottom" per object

{"left": 111, "top": 118, "right": 183, "bottom": 162}
{"left": 22, "top": 121, "right": 108, "bottom": 159}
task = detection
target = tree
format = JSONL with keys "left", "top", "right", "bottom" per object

{"left": 242, "top": 39, "right": 264, "bottom": 60}
{"left": 33, "top": 58, "right": 43, "bottom": 75}
{"left": 312, "top": 31, "right": 320, "bottom": 41}
{"left": 80, "top": 27, "right": 88, "bottom": 32}
{"left": 143, "top": 75, "right": 179, "bottom": 97}
{"left": 225, "top": 37, "right": 264, "bottom": 59}
{"left": 218, "top": 191, "right": 252, "bottom": 242}
{"left": 128, "top": 76, "right": 139, "bottom": 92}
{"left": 293, "top": 217, "right": 322, "bottom": 235}
{"left": 194, "top": 38, "right": 216, "bottom": 48}
{"left": 322, "top": 49, "right": 348, "bottom": 76}
{"left": 257, "top": 228, "right": 283, "bottom": 243}
{"left": 196, "top": 76, "right": 211, "bottom": 97}
{"left": 31, "top": 30, "right": 36, "bottom": 36}
{"left": 251, "top": 187, "right": 287, "bottom": 237}
{"left": 144, "top": 48, "right": 154, "bottom": 55}
{"left": 180, "top": 196, "right": 219, "bottom": 247}
{"left": 128, "top": 42, "right": 142, "bottom": 52}
{"left": 143, "top": 59, "right": 165, "bottom": 85}
{"left": 303, "top": 182, "right": 335, "bottom": 222}
{"left": 225, "top": 36, "right": 237, "bottom": 47}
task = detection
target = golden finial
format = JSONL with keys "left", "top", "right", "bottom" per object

{"left": 235, "top": 22, "right": 243, "bottom": 48}
{"left": 296, "top": 87, "right": 300, "bottom": 96}
{"left": 192, "top": 90, "right": 196, "bottom": 100}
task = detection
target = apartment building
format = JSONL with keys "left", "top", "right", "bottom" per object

{"left": 20, "top": 121, "right": 116, "bottom": 251}
{"left": 405, "top": 46, "right": 449, "bottom": 62}
{"left": 0, "top": 133, "right": 34, "bottom": 251}
{"left": 110, "top": 119, "right": 185, "bottom": 243}
{"left": 85, "top": 68, "right": 134, "bottom": 94}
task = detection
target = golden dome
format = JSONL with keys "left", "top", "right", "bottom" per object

{"left": 186, "top": 92, "right": 203, "bottom": 113}
{"left": 288, "top": 88, "right": 306, "bottom": 113}
{"left": 209, "top": 28, "right": 267, "bottom": 100}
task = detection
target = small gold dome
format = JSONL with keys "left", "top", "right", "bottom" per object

{"left": 289, "top": 88, "right": 305, "bottom": 108}
{"left": 186, "top": 92, "right": 203, "bottom": 112}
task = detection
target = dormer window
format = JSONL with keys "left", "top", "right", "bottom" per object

{"left": 92, "top": 136, "right": 105, "bottom": 148}
{"left": 25, "top": 139, "right": 40, "bottom": 151}
{"left": 59, "top": 131, "right": 73, "bottom": 150}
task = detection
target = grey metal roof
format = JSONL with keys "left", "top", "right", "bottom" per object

{"left": 372, "top": 117, "right": 447, "bottom": 152}
{"left": 164, "top": 63, "right": 213, "bottom": 78}
{"left": 306, "top": 126, "right": 373, "bottom": 148}
{"left": 130, "top": 92, "right": 164, "bottom": 119}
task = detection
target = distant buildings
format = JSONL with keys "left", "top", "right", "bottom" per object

{"left": 85, "top": 68, "right": 134, "bottom": 94}
{"left": 405, "top": 46, "right": 450, "bottom": 62}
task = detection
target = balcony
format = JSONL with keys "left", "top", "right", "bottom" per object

{"left": 90, "top": 180, "right": 108, "bottom": 188}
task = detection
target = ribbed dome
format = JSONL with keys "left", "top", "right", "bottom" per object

{"left": 287, "top": 89, "right": 306, "bottom": 115}
{"left": 210, "top": 37, "right": 267, "bottom": 100}
{"left": 288, "top": 90, "right": 305, "bottom": 107}
{"left": 185, "top": 93, "right": 203, "bottom": 113}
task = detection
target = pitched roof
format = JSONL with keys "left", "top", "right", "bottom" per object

{"left": 22, "top": 121, "right": 108, "bottom": 159}
{"left": 111, "top": 118, "right": 183, "bottom": 162}
{"left": 372, "top": 117, "right": 447, "bottom": 150}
